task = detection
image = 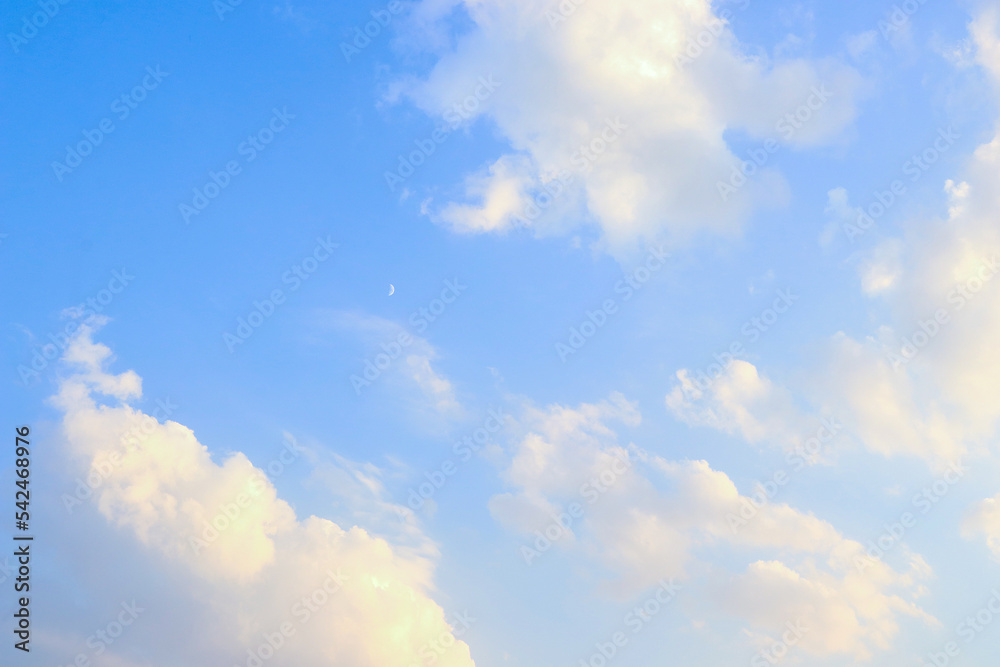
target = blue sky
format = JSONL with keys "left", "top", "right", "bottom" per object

{"left": 4, "top": 0, "right": 1000, "bottom": 665}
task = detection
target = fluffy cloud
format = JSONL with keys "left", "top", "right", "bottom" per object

{"left": 666, "top": 360, "right": 809, "bottom": 449}
{"left": 664, "top": 331, "right": 969, "bottom": 467}
{"left": 398, "top": 0, "right": 865, "bottom": 255}
{"left": 963, "top": 493, "right": 1000, "bottom": 559}
{"left": 667, "top": 12, "right": 1000, "bottom": 468}
{"left": 859, "top": 239, "right": 904, "bottom": 295}
{"left": 829, "top": 11, "right": 1000, "bottom": 464}
{"left": 51, "top": 325, "right": 474, "bottom": 667}
{"left": 489, "top": 392, "right": 933, "bottom": 660}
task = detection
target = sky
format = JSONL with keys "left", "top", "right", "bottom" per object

{"left": 3, "top": 0, "right": 1000, "bottom": 665}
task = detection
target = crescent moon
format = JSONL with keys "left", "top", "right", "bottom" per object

{"left": 388, "top": 284, "right": 395, "bottom": 296}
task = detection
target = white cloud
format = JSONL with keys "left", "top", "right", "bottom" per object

{"left": 661, "top": 336, "right": 968, "bottom": 466}
{"left": 490, "top": 392, "right": 933, "bottom": 660}
{"left": 51, "top": 325, "right": 475, "bottom": 667}
{"left": 810, "top": 333, "right": 971, "bottom": 465}
{"left": 971, "top": 8, "right": 1000, "bottom": 81}
{"left": 670, "top": 9, "right": 1000, "bottom": 466}
{"left": 807, "top": 11, "right": 1000, "bottom": 465}
{"left": 666, "top": 360, "right": 808, "bottom": 450}
{"left": 719, "top": 556, "right": 934, "bottom": 661}
{"left": 398, "top": 0, "right": 866, "bottom": 256}
{"left": 860, "top": 239, "right": 903, "bottom": 295}
{"left": 963, "top": 493, "right": 1000, "bottom": 559}
{"left": 819, "top": 186, "right": 855, "bottom": 247}
{"left": 403, "top": 352, "right": 462, "bottom": 416}
{"left": 846, "top": 30, "right": 879, "bottom": 61}
{"left": 438, "top": 154, "right": 537, "bottom": 234}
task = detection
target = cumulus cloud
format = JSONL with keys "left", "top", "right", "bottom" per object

{"left": 816, "top": 12, "right": 1000, "bottom": 466}
{"left": 51, "top": 324, "right": 475, "bottom": 667}
{"left": 397, "top": 0, "right": 866, "bottom": 255}
{"left": 663, "top": 332, "right": 970, "bottom": 467}
{"left": 666, "top": 360, "right": 809, "bottom": 450}
{"left": 489, "top": 392, "right": 933, "bottom": 660}
{"left": 666, "top": 12, "right": 1000, "bottom": 469}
